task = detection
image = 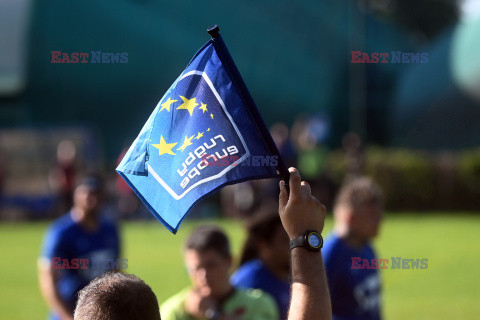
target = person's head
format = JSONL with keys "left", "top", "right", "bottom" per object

{"left": 184, "top": 225, "right": 232, "bottom": 298}
{"left": 334, "top": 177, "right": 383, "bottom": 242}
{"left": 239, "top": 210, "right": 290, "bottom": 275}
{"left": 73, "top": 174, "right": 103, "bottom": 216}
{"left": 74, "top": 272, "right": 161, "bottom": 320}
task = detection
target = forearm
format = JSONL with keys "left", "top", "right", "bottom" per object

{"left": 278, "top": 168, "right": 331, "bottom": 320}
{"left": 288, "top": 249, "right": 331, "bottom": 320}
{"left": 38, "top": 266, "right": 74, "bottom": 320}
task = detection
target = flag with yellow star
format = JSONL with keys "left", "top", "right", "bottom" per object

{"left": 117, "top": 25, "right": 288, "bottom": 233}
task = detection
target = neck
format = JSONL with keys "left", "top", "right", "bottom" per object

{"left": 71, "top": 207, "right": 99, "bottom": 231}
{"left": 334, "top": 226, "right": 366, "bottom": 250}
{"left": 212, "top": 283, "right": 235, "bottom": 302}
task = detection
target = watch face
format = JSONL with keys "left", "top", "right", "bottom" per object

{"left": 308, "top": 233, "right": 322, "bottom": 248}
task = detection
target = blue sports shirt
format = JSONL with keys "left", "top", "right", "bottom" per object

{"left": 40, "top": 212, "right": 120, "bottom": 320}
{"left": 322, "top": 233, "right": 381, "bottom": 320}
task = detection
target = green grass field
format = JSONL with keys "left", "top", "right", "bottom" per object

{"left": 0, "top": 214, "right": 479, "bottom": 320}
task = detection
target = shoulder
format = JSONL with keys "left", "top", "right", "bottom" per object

{"left": 99, "top": 215, "right": 119, "bottom": 231}
{"left": 322, "top": 233, "right": 348, "bottom": 259}
{"left": 51, "top": 212, "right": 76, "bottom": 231}
{"left": 45, "top": 213, "right": 76, "bottom": 240}
{"left": 160, "top": 288, "right": 191, "bottom": 320}
{"left": 231, "top": 260, "right": 263, "bottom": 285}
{"left": 365, "top": 242, "right": 376, "bottom": 256}
{"left": 40, "top": 213, "right": 76, "bottom": 258}
{"left": 227, "top": 288, "right": 278, "bottom": 319}
{"left": 322, "top": 233, "right": 343, "bottom": 260}
{"left": 322, "top": 233, "right": 351, "bottom": 274}
{"left": 323, "top": 232, "right": 343, "bottom": 251}
{"left": 243, "top": 288, "right": 276, "bottom": 304}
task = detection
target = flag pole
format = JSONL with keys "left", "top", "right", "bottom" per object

{"left": 206, "top": 25, "right": 290, "bottom": 189}
{"left": 207, "top": 24, "right": 220, "bottom": 38}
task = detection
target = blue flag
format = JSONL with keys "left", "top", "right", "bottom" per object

{"left": 117, "top": 26, "right": 288, "bottom": 233}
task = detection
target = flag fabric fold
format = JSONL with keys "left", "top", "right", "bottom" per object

{"left": 117, "top": 27, "right": 288, "bottom": 233}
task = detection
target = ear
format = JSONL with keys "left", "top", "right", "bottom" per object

{"left": 340, "top": 206, "right": 355, "bottom": 224}
{"left": 346, "top": 211, "right": 354, "bottom": 223}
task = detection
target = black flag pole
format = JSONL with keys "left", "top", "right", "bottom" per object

{"left": 206, "top": 25, "right": 290, "bottom": 191}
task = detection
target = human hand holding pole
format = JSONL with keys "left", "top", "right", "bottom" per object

{"left": 279, "top": 167, "right": 326, "bottom": 239}
{"left": 279, "top": 167, "right": 332, "bottom": 320}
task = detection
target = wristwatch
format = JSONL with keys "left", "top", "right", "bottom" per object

{"left": 290, "top": 230, "right": 323, "bottom": 252}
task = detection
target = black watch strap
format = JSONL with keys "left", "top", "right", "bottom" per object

{"left": 290, "top": 230, "right": 323, "bottom": 251}
{"left": 290, "top": 236, "right": 306, "bottom": 250}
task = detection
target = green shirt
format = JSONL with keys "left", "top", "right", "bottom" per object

{"left": 161, "top": 287, "right": 279, "bottom": 320}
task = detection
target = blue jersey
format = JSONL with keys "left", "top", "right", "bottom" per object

{"left": 231, "top": 259, "right": 290, "bottom": 320}
{"left": 322, "top": 233, "right": 381, "bottom": 320}
{"left": 40, "top": 212, "right": 120, "bottom": 320}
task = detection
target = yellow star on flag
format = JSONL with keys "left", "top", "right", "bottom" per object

{"left": 152, "top": 135, "right": 177, "bottom": 156}
{"left": 210, "top": 113, "right": 214, "bottom": 119}
{"left": 177, "top": 135, "right": 195, "bottom": 152}
{"left": 199, "top": 103, "right": 208, "bottom": 113}
{"left": 177, "top": 96, "right": 199, "bottom": 116}
{"left": 160, "top": 97, "right": 177, "bottom": 112}
{"left": 195, "top": 132, "right": 204, "bottom": 140}
{"left": 207, "top": 128, "right": 211, "bottom": 131}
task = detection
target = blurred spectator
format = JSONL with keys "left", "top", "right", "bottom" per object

{"left": 220, "top": 181, "right": 261, "bottom": 218}
{"left": 270, "top": 122, "right": 297, "bottom": 169}
{"left": 342, "top": 132, "right": 364, "bottom": 181}
{"left": 161, "top": 225, "right": 278, "bottom": 320}
{"left": 290, "top": 114, "right": 330, "bottom": 179}
{"left": 38, "top": 174, "right": 121, "bottom": 320}
{"left": 231, "top": 210, "right": 290, "bottom": 319}
{"left": 290, "top": 114, "right": 336, "bottom": 209}
{"left": 48, "top": 140, "right": 78, "bottom": 216}
{"left": 74, "top": 272, "right": 161, "bottom": 320}
{"left": 323, "top": 177, "right": 383, "bottom": 320}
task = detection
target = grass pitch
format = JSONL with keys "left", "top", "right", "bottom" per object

{"left": 0, "top": 213, "right": 479, "bottom": 319}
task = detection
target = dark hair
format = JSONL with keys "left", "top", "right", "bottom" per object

{"left": 239, "top": 210, "right": 283, "bottom": 266}
{"left": 185, "top": 225, "right": 231, "bottom": 259}
{"left": 75, "top": 173, "right": 104, "bottom": 193}
{"left": 334, "top": 177, "right": 383, "bottom": 211}
{"left": 74, "top": 272, "right": 161, "bottom": 320}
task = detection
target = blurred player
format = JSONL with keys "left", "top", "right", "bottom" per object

{"left": 38, "top": 175, "right": 120, "bottom": 320}
{"left": 231, "top": 210, "right": 290, "bottom": 319}
{"left": 161, "top": 225, "right": 279, "bottom": 320}
{"left": 322, "top": 177, "right": 383, "bottom": 320}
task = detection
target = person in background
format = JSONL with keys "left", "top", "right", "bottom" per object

{"left": 38, "top": 175, "right": 121, "bottom": 320}
{"left": 48, "top": 140, "right": 77, "bottom": 215}
{"left": 161, "top": 225, "right": 279, "bottom": 320}
{"left": 231, "top": 210, "right": 290, "bottom": 319}
{"left": 322, "top": 177, "right": 383, "bottom": 320}
{"left": 74, "top": 272, "right": 161, "bottom": 320}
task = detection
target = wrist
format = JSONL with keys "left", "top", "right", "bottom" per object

{"left": 290, "top": 230, "right": 323, "bottom": 252}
